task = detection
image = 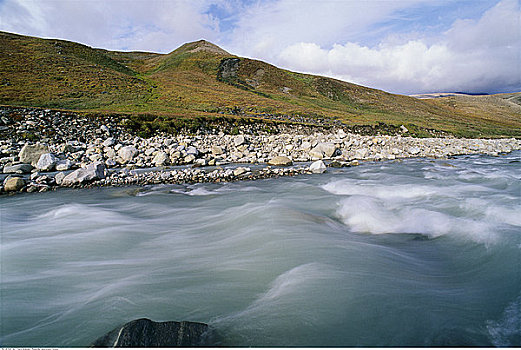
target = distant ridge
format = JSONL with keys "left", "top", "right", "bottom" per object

{"left": 0, "top": 31, "right": 520, "bottom": 138}
{"left": 411, "top": 92, "right": 490, "bottom": 99}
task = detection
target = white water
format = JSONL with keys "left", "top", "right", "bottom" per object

{"left": 1, "top": 152, "right": 520, "bottom": 346}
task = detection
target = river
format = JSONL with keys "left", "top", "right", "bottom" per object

{"left": 1, "top": 152, "right": 520, "bottom": 346}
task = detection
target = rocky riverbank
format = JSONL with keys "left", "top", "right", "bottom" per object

{"left": 1, "top": 106, "right": 520, "bottom": 194}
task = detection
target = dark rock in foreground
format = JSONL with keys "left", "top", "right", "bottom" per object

{"left": 91, "top": 318, "right": 210, "bottom": 347}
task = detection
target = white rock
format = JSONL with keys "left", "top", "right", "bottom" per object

{"left": 211, "top": 145, "right": 224, "bottom": 155}
{"left": 170, "top": 150, "right": 182, "bottom": 160}
{"left": 354, "top": 148, "right": 369, "bottom": 159}
{"left": 36, "top": 153, "right": 57, "bottom": 171}
{"left": 184, "top": 154, "right": 196, "bottom": 163}
{"left": 233, "top": 167, "right": 248, "bottom": 176}
{"left": 300, "top": 141, "right": 312, "bottom": 151}
{"left": 55, "top": 159, "right": 73, "bottom": 171}
{"left": 103, "top": 138, "right": 115, "bottom": 147}
{"left": 234, "top": 135, "right": 246, "bottom": 146}
{"left": 409, "top": 146, "right": 421, "bottom": 155}
{"left": 309, "top": 149, "right": 324, "bottom": 159}
{"left": 18, "top": 143, "right": 49, "bottom": 166}
{"left": 54, "top": 172, "right": 66, "bottom": 185}
{"left": 88, "top": 153, "right": 103, "bottom": 162}
{"left": 309, "top": 160, "right": 326, "bottom": 174}
{"left": 145, "top": 148, "right": 156, "bottom": 156}
{"left": 117, "top": 146, "right": 138, "bottom": 163}
{"left": 61, "top": 162, "right": 106, "bottom": 186}
{"left": 195, "top": 158, "right": 207, "bottom": 166}
{"left": 105, "top": 148, "right": 116, "bottom": 159}
{"left": 186, "top": 146, "right": 199, "bottom": 155}
{"left": 152, "top": 151, "right": 168, "bottom": 166}
{"left": 312, "top": 142, "right": 337, "bottom": 158}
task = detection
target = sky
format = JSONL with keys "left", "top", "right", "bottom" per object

{"left": 0, "top": 0, "right": 519, "bottom": 95}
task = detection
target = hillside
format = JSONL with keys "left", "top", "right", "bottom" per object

{"left": 1, "top": 31, "right": 520, "bottom": 138}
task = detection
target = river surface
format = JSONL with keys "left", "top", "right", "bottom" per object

{"left": 1, "top": 152, "right": 520, "bottom": 347}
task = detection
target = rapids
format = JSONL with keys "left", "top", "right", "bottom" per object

{"left": 1, "top": 152, "right": 520, "bottom": 346}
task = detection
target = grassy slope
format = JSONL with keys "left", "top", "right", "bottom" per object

{"left": 1, "top": 31, "right": 520, "bottom": 138}
{"left": 0, "top": 31, "right": 155, "bottom": 110}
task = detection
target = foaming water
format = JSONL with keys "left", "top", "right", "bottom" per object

{"left": 1, "top": 152, "right": 520, "bottom": 346}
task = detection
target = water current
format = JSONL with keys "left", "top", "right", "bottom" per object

{"left": 1, "top": 152, "right": 520, "bottom": 346}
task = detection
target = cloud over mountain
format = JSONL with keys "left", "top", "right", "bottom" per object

{"left": 273, "top": 0, "right": 521, "bottom": 94}
{"left": 0, "top": 0, "right": 519, "bottom": 94}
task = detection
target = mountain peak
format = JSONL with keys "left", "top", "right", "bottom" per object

{"left": 185, "top": 39, "right": 230, "bottom": 55}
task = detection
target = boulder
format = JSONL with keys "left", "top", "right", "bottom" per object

{"left": 3, "top": 163, "right": 33, "bottom": 174}
{"left": 194, "top": 158, "right": 207, "bottom": 167}
{"left": 184, "top": 154, "right": 196, "bottom": 164}
{"left": 170, "top": 150, "right": 182, "bottom": 160}
{"left": 105, "top": 159, "right": 117, "bottom": 167}
{"left": 186, "top": 146, "right": 199, "bottom": 156}
{"left": 337, "top": 129, "right": 347, "bottom": 139}
{"left": 54, "top": 172, "right": 66, "bottom": 185}
{"left": 308, "top": 149, "right": 324, "bottom": 159}
{"left": 152, "top": 151, "right": 168, "bottom": 166}
{"left": 234, "top": 135, "right": 246, "bottom": 146}
{"left": 91, "top": 318, "right": 210, "bottom": 347}
{"left": 55, "top": 159, "right": 74, "bottom": 171}
{"left": 103, "top": 138, "right": 115, "bottom": 147}
{"left": 300, "top": 141, "right": 312, "bottom": 151}
{"left": 211, "top": 145, "right": 224, "bottom": 156}
{"left": 233, "top": 167, "right": 248, "bottom": 176}
{"left": 267, "top": 156, "right": 292, "bottom": 166}
{"left": 36, "top": 153, "right": 58, "bottom": 171}
{"left": 311, "top": 142, "right": 337, "bottom": 158}
{"left": 309, "top": 160, "right": 326, "bottom": 173}
{"left": 4, "top": 177, "right": 26, "bottom": 192}
{"left": 105, "top": 148, "right": 116, "bottom": 159}
{"left": 117, "top": 146, "right": 138, "bottom": 163}
{"left": 18, "top": 143, "right": 49, "bottom": 166}
{"left": 354, "top": 148, "right": 369, "bottom": 159}
{"left": 409, "top": 146, "right": 421, "bottom": 155}
{"left": 100, "top": 125, "right": 110, "bottom": 134}
{"left": 61, "top": 162, "right": 106, "bottom": 186}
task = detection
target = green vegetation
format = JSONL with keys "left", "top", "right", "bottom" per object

{"left": 1, "top": 31, "right": 520, "bottom": 138}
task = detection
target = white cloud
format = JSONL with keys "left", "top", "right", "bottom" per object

{"left": 0, "top": 0, "right": 222, "bottom": 52}
{"left": 225, "top": 0, "right": 429, "bottom": 60}
{"left": 275, "top": 0, "right": 521, "bottom": 94}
